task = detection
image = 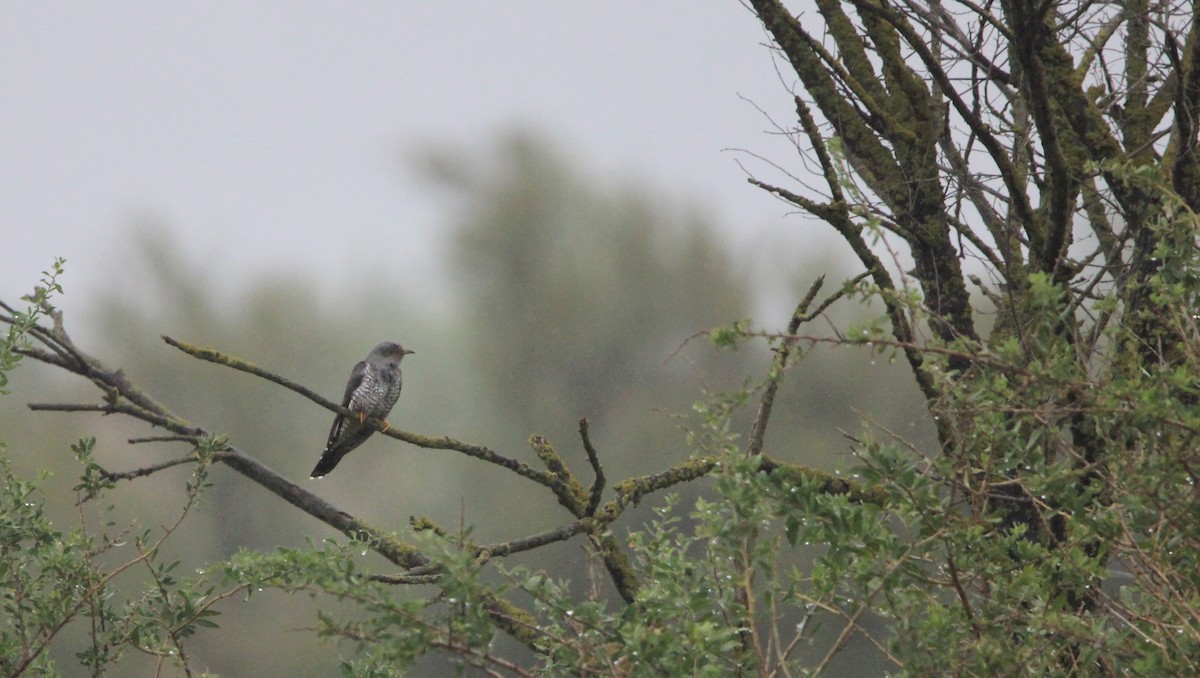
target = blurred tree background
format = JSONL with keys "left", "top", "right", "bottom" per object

{"left": 0, "top": 133, "right": 924, "bottom": 675}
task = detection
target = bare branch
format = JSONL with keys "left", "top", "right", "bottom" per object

{"left": 747, "top": 275, "right": 827, "bottom": 457}
{"left": 476, "top": 520, "right": 593, "bottom": 559}
{"left": 98, "top": 454, "right": 201, "bottom": 483}
{"left": 128, "top": 435, "right": 201, "bottom": 445}
{"left": 578, "top": 418, "right": 605, "bottom": 517}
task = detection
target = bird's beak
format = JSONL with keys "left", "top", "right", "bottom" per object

{"left": 403, "top": 349, "right": 415, "bottom": 355}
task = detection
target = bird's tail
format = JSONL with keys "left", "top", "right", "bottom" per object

{"left": 310, "top": 448, "right": 345, "bottom": 478}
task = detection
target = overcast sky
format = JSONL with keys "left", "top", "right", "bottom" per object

{"left": 2, "top": 3, "right": 823, "bottom": 316}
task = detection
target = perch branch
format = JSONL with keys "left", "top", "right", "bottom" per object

{"left": 18, "top": 330, "right": 428, "bottom": 569}
{"left": 163, "top": 335, "right": 559, "bottom": 489}
{"left": 162, "top": 334, "right": 645, "bottom": 603}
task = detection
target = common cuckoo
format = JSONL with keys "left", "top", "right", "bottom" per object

{"left": 310, "top": 342, "right": 413, "bottom": 478}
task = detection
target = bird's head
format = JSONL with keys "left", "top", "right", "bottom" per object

{"left": 370, "top": 342, "right": 414, "bottom": 366}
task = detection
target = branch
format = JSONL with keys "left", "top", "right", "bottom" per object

{"left": 476, "top": 520, "right": 593, "bottom": 559}
{"left": 368, "top": 573, "right": 444, "bottom": 585}
{"left": 211, "top": 448, "right": 429, "bottom": 569}
{"left": 165, "top": 331, "right": 660, "bottom": 606}
{"left": 1169, "top": 29, "right": 1200, "bottom": 210}
{"left": 595, "top": 457, "right": 718, "bottom": 525}
{"left": 759, "top": 455, "right": 888, "bottom": 507}
{"left": 748, "top": 0, "right": 903, "bottom": 199}
{"left": 755, "top": 330, "right": 1037, "bottom": 379}
{"left": 163, "top": 335, "right": 559, "bottom": 489}
{"left": 18, "top": 331, "right": 428, "bottom": 569}
{"left": 529, "top": 434, "right": 589, "bottom": 515}
{"left": 27, "top": 402, "right": 114, "bottom": 413}
{"left": 128, "top": 435, "right": 201, "bottom": 445}
{"left": 162, "top": 335, "right": 333, "bottom": 412}
{"left": 29, "top": 400, "right": 203, "bottom": 435}
{"left": 517, "top": 432, "right": 636, "bottom": 602}
{"left": 747, "top": 275, "right": 827, "bottom": 457}
{"left": 851, "top": 0, "right": 1037, "bottom": 237}
{"left": 1004, "top": 0, "right": 1074, "bottom": 273}
{"left": 162, "top": 333, "right": 648, "bottom": 604}
{"left": 98, "top": 453, "right": 201, "bottom": 482}
{"left": 578, "top": 418, "right": 605, "bottom": 517}
{"left": 387, "top": 519, "right": 595, "bottom": 579}
{"left": 13, "top": 318, "right": 630, "bottom": 647}
{"left": 8, "top": 307, "right": 891, "bottom": 645}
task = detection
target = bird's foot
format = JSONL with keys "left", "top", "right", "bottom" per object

{"left": 358, "top": 411, "right": 367, "bottom": 425}
{"left": 380, "top": 420, "right": 391, "bottom": 433}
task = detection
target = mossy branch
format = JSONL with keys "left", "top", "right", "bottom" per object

{"left": 578, "top": 418, "right": 606, "bottom": 517}
{"left": 163, "top": 335, "right": 559, "bottom": 489}
{"left": 529, "top": 434, "right": 589, "bottom": 515}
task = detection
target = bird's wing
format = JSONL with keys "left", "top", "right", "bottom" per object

{"left": 326, "top": 360, "right": 367, "bottom": 449}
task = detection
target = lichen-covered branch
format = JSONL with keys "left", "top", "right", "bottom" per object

{"left": 578, "top": 418, "right": 605, "bottom": 517}
{"left": 529, "top": 434, "right": 589, "bottom": 515}
{"left": 164, "top": 335, "right": 559, "bottom": 488}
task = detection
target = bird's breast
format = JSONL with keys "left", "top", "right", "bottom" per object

{"left": 351, "top": 365, "right": 403, "bottom": 413}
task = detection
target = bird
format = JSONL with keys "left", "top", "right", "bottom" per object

{"left": 310, "top": 342, "right": 414, "bottom": 478}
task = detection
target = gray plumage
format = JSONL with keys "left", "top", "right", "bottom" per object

{"left": 310, "top": 342, "right": 413, "bottom": 478}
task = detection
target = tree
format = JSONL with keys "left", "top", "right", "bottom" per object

{"left": 3, "top": 0, "right": 1199, "bottom": 675}
{"left": 736, "top": 0, "right": 1200, "bottom": 673}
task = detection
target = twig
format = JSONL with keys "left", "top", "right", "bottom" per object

{"left": 99, "top": 454, "right": 202, "bottom": 482}
{"left": 390, "top": 518, "right": 601, "bottom": 583}
{"left": 476, "top": 520, "right": 592, "bottom": 559}
{"left": 754, "top": 331, "right": 1039, "bottom": 379}
{"left": 29, "top": 400, "right": 203, "bottom": 436}
{"left": 128, "top": 435, "right": 200, "bottom": 445}
{"left": 27, "top": 402, "right": 113, "bottom": 413}
{"left": 426, "top": 639, "right": 535, "bottom": 678}
{"left": 748, "top": 274, "right": 829, "bottom": 457}
{"left": 578, "top": 418, "right": 605, "bottom": 516}
{"left": 369, "top": 573, "right": 444, "bottom": 585}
